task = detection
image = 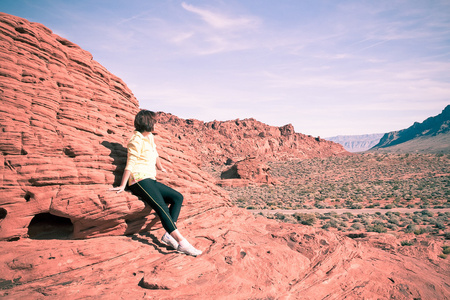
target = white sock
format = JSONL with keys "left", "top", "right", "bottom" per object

{"left": 179, "top": 238, "right": 189, "bottom": 248}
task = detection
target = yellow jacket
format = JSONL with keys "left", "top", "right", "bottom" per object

{"left": 125, "top": 131, "right": 158, "bottom": 185}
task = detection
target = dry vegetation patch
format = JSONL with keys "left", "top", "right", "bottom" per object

{"left": 218, "top": 153, "right": 450, "bottom": 238}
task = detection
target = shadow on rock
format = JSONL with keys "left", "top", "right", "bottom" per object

{"left": 130, "top": 232, "right": 176, "bottom": 255}
{"left": 101, "top": 141, "right": 127, "bottom": 186}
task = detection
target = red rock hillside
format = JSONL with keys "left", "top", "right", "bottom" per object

{"left": 158, "top": 112, "right": 349, "bottom": 165}
{"left": 0, "top": 13, "right": 448, "bottom": 299}
{"left": 157, "top": 113, "right": 349, "bottom": 186}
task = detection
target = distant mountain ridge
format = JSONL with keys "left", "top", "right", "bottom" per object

{"left": 371, "top": 105, "right": 450, "bottom": 153}
{"left": 326, "top": 133, "right": 384, "bottom": 152}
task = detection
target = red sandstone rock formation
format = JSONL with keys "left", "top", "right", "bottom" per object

{"left": 0, "top": 13, "right": 448, "bottom": 299}
{"left": 158, "top": 113, "right": 349, "bottom": 167}
{"left": 157, "top": 112, "right": 349, "bottom": 186}
{"left": 0, "top": 12, "right": 228, "bottom": 241}
{"left": 218, "top": 157, "right": 279, "bottom": 187}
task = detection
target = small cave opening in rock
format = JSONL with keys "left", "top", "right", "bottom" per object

{"left": 0, "top": 207, "right": 7, "bottom": 220}
{"left": 221, "top": 165, "right": 240, "bottom": 179}
{"left": 27, "top": 213, "right": 74, "bottom": 240}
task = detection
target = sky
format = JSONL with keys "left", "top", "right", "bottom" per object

{"left": 1, "top": 0, "right": 449, "bottom": 137}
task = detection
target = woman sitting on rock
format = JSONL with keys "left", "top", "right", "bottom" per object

{"left": 110, "top": 109, "right": 202, "bottom": 257}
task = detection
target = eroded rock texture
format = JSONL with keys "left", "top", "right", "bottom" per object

{"left": 158, "top": 113, "right": 350, "bottom": 186}
{"left": 158, "top": 113, "right": 349, "bottom": 166}
{"left": 0, "top": 12, "right": 228, "bottom": 240}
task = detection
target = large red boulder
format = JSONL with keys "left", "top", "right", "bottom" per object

{"left": 219, "top": 157, "right": 279, "bottom": 187}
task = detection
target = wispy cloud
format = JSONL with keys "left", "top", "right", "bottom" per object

{"left": 7, "top": 0, "right": 447, "bottom": 136}
{"left": 181, "top": 2, "right": 259, "bottom": 30}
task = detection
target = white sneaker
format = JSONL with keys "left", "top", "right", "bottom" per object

{"left": 177, "top": 240, "right": 202, "bottom": 257}
{"left": 161, "top": 232, "right": 179, "bottom": 250}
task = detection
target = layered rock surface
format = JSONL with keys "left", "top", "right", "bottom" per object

{"left": 0, "top": 12, "right": 228, "bottom": 241}
{"left": 158, "top": 113, "right": 349, "bottom": 186}
{"left": 0, "top": 13, "right": 448, "bottom": 299}
{"left": 158, "top": 113, "right": 349, "bottom": 166}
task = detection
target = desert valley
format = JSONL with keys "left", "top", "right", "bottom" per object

{"left": 0, "top": 12, "right": 449, "bottom": 299}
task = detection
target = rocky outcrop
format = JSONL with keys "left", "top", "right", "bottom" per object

{"left": 158, "top": 113, "right": 350, "bottom": 166}
{"left": 218, "top": 157, "right": 279, "bottom": 187}
{"left": 1, "top": 216, "right": 448, "bottom": 299}
{"left": 0, "top": 13, "right": 448, "bottom": 299}
{"left": 158, "top": 113, "right": 349, "bottom": 186}
{"left": 0, "top": 12, "right": 228, "bottom": 241}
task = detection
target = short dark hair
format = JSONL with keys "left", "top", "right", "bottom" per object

{"left": 134, "top": 110, "right": 156, "bottom": 133}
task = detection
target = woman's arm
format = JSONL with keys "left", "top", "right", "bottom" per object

{"left": 110, "top": 169, "right": 131, "bottom": 193}
{"left": 156, "top": 157, "right": 166, "bottom": 173}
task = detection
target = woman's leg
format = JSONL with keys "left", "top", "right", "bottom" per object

{"left": 153, "top": 181, "right": 184, "bottom": 223}
{"left": 129, "top": 179, "right": 201, "bottom": 256}
{"left": 129, "top": 178, "right": 177, "bottom": 234}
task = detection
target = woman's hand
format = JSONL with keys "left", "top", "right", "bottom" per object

{"left": 109, "top": 186, "right": 125, "bottom": 194}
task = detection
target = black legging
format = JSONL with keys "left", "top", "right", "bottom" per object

{"left": 129, "top": 178, "right": 183, "bottom": 234}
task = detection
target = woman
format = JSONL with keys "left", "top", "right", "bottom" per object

{"left": 110, "top": 110, "right": 202, "bottom": 257}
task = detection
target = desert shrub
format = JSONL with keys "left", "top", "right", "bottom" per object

{"left": 281, "top": 215, "right": 295, "bottom": 224}
{"left": 274, "top": 212, "right": 285, "bottom": 220}
{"left": 412, "top": 216, "right": 422, "bottom": 224}
{"left": 372, "top": 219, "right": 385, "bottom": 226}
{"left": 293, "top": 213, "right": 317, "bottom": 226}
{"left": 362, "top": 218, "right": 372, "bottom": 226}
{"left": 318, "top": 214, "right": 331, "bottom": 220}
{"left": 401, "top": 240, "right": 414, "bottom": 246}
{"left": 388, "top": 217, "right": 400, "bottom": 225}
{"left": 434, "top": 221, "right": 445, "bottom": 230}
{"left": 404, "top": 224, "right": 417, "bottom": 233}
{"left": 314, "top": 202, "right": 325, "bottom": 209}
{"left": 386, "top": 224, "right": 398, "bottom": 230}
{"left": 414, "top": 227, "right": 429, "bottom": 235}
{"left": 350, "top": 203, "right": 363, "bottom": 209}
{"left": 443, "top": 246, "right": 450, "bottom": 255}
{"left": 367, "top": 224, "right": 387, "bottom": 233}
{"left": 421, "top": 210, "right": 434, "bottom": 217}
{"left": 328, "top": 218, "right": 339, "bottom": 228}
{"left": 398, "top": 221, "right": 410, "bottom": 228}
{"left": 351, "top": 223, "right": 363, "bottom": 230}
{"left": 322, "top": 223, "right": 331, "bottom": 230}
